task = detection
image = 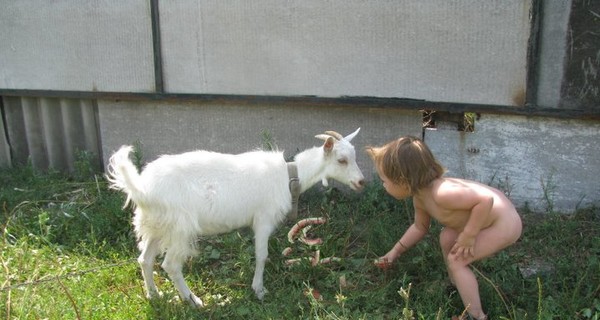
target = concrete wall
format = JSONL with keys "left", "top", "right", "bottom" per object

{"left": 97, "top": 100, "right": 423, "bottom": 186}
{"left": 426, "top": 115, "right": 600, "bottom": 212}
{"left": 98, "top": 101, "right": 600, "bottom": 212}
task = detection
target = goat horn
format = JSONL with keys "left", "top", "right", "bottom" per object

{"left": 324, "top": 131, "right": 344, "bottom": 140}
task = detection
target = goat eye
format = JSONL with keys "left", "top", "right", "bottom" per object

{"left": 338, "top": 159, "right": 348, "bottom": 165}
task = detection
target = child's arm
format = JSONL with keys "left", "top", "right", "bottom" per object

{"left": 378, "top": 203, "right": 430, "bottom": 265}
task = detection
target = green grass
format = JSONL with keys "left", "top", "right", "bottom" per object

{"left": 1, "top": 163, "right": 599, "bottom": 319}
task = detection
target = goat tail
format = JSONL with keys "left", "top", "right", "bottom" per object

{"left": 106, "top": 145, "right": 144, "bottom": 208}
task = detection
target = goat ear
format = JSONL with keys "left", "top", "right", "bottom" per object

{"left": 344, "top": 127, "right": 361, "bottom": 142}
{"left": 323, "top": 136, "right": 335, "bottom": 153}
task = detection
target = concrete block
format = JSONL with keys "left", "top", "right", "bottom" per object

{"left": 425, "top": 114, "right": 600, "bottom": 212}
{"left": 518, "top": 259, "right": 555, "bottom": 278}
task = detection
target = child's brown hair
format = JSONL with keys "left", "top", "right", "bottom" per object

{"left": 366, "top": 136, "right": 446, "bottom": 194}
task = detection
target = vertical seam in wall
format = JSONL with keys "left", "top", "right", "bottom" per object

{"left": 197, "top": 1, "right": 208, "bottom": 90}
{"left": 92, "top": 100, "right": 104, "bottom": 168}
{"left": 526, "top": 0, "right": 542, "bottom": 107}
{"left": 151, "top": 0, "right": 164, "bottom": 93}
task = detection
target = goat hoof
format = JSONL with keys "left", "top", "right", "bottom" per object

{"left": 187, "top": 294, "right": 204, "bottom": 308}
{"left": 146, "top": 290, "right": 162, "bottom": 300}
{"left": 254, "top": 287, "right": 268, "bottom": 300}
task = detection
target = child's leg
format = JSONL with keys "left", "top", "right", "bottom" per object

{"left": 439, "top": 227, "right": 458, "bottom": 285}
{"left": 441, "top": 227, "right": 484, "bottom": 318}
{"left": 440, "top": 216, "right": 521, "bottom": 319}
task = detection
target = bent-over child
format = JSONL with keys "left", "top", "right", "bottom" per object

{"left": 366, "top": 136, "right": 522, "bottom": 320}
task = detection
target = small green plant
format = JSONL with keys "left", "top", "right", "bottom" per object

{"left": 580, "top": 299, "right": 600, "bottom": 319}
{"left": 488, "top": 171, "right": 513, "bottom": 198}
{"left": 260, "top": 129, "right": 277, "bottom": 151}
{"left": 73, "top": 149, "right": 99, "bottom": 181}
{"left": 540, "top": 169, "right": 557, "bottom": 212}
{"left": 131, "top": 140, "right": 145, "bottom": 171}
{"left": 461, "top": 112, "right": 477, "bottom": 132}
{"left": 398, "top": 283, "right": 415, "bottom": 320}
{"left": 36, "top": 210, "right": 51, "bottom": 241}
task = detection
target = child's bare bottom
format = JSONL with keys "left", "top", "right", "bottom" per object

{"left": 440, "top": 211, "right": 522, "bottom": 319}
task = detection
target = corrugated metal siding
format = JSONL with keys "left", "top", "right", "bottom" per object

{"left": 1, "top": 96, "right": 101, "bottom": 172}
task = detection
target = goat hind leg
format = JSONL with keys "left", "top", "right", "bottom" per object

{"left": 138, "top": 238, "right": 161, "bottom": 299}
{"left": 161, "top": 250, "right": 204, "bottom": 307}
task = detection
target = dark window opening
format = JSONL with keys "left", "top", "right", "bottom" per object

{"left": 422, "top": 110, "right": 478, "bottom": 132}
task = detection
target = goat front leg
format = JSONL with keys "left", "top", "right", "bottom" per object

{"left": 161, "top": 250, "right": 204, "bottom": 307}
{"left": 252, "top": 222, "right": 276, "bottom": 300}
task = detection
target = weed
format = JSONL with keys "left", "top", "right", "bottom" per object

{"left": 488, "top": 171, "right": 513, "bottom": 198}
{"left": 73, "top": 149, "right": 100, "bottom": 182}
{"left": 261, "top": 129, "right": 277, "bottom": 151}
{"left": 580, "top": 298, "right": 600, "bottom": 319}
{"left": 540, "top": 169, "right": 558, "bottom": 212}
{"left": 131, "top": 140, "right": 145, "bottom": 171}
{"left": 461, "top": 112, "right": 477, "bottom": 132}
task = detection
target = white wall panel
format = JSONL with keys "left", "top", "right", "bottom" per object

{"left": 160, "top": 0, "right": 531, "bottom": 105}
{"left": 0, "top": 1, "right": 155, "bottom": 92}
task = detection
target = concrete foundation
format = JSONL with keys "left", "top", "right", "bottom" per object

{"left": 98, "top": 100, "right": 423, "bottom": 186}
{"left": 426, "top": 114, "right": 600, "bottom": 212}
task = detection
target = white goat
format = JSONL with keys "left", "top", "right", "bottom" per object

{"left": 106, "top": 128, "right": 364, "bottom": 307}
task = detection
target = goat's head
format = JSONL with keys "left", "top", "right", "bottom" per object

{"left": 315, "top": 128, "right": 365, "bottom": 191}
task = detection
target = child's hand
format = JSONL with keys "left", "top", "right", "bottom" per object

{"left": 374, "top": 257, "right": 392, "bottom": 270}
{"left": 451, "top": 233, "right": 475, "bottom": 260}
